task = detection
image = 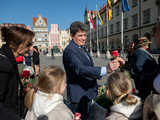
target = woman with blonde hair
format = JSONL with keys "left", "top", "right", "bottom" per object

{"left": 25, "top": 65, "right": 74, "bottom": 120}
{"left": 106, "top": 72, "right": 142, "bottom": 120}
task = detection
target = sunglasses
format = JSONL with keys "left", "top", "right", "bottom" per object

{"left": 26, "top": 42, "right": 33, "bottom": 47}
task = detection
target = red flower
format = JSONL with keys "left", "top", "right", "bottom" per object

{"left": 132, "top": 88, "right": 136, "bottom": 94}
{"left": 16, "top": 56, "right": 24, "bottom": 62}
{"left": 27, "top": 83, "right": 33, "bottom": 88}
{"left": 111, "top": 50, "right": 119, "bottom": 57}
{"left": 74, "top": 112, "right": 81, "bottom": 120}
{"left": 21, "top": 70, "right": 30, "bottom": 78}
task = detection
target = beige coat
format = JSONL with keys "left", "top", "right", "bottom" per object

{"left": 25, "top": 91, "right": 74, "bottom": 120}
{"left": 106, "top": 95, "right": 142, "bottom": 120}
{"left": 25, "top": 103, "right": 74, "bottom": 120}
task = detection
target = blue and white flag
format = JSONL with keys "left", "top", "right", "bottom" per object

{"left": 122, "top": 0, "right": 130, "bottom": 12}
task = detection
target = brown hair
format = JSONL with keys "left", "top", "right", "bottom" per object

{"left": 107, "top": 72, "right": 137, "bottom": 105}
{"left": 25, "top": 65, "right": 66, "bottom": 109}
{"left": 1, "top": 26, "right": 34, "bottom": 52}
{"left": 143, "top": 94, "right": 160, "bottom": 120}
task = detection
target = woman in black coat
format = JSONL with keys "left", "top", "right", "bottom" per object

{"left": 131, "top": 37, "right": 158, "bottom": 100}
{"left": 0, "top": 26, "right": 34, "bottom": 119}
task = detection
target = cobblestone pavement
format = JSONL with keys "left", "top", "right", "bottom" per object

{"left": 40, "top": 55, "right": 109, "bottom": 86}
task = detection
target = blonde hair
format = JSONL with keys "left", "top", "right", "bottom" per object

{"left": 143, "top": 94, "right": 160, "bottom": 120}
{"left": 25, "top": 65, "right": 66, "bottom": 109}
{"left": 107, "top": 72, "right": 137, "bottom": 105}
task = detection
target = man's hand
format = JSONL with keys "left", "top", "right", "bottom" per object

{"left": 107, "top": 57, "right": 125, "bottom": 73}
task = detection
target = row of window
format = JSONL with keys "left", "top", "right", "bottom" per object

{"left": 98, "top": 0, "right": 150, "bottom": 23}
{"left": 132, "top": 0, "right": 148, "bottom": 8}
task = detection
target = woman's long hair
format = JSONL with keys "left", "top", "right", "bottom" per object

{"left": 1, "top": 26, "right": 34, "bottom": 52}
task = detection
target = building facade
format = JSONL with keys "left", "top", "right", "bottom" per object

{"left": 33, "top": 14, "right": 49, "bottom": 53}
{"left": 59, "top": 30, "right": 70, "bottom": 51}
{"left": 49, "top": 24, "right": 61, "bottom": 51}
{"left": 84, "top": 0, "right": 160, "bottom": 53}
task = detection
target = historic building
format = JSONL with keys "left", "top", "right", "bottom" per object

{"left": 49, "top": 24, "right": 60, "bottom": 51}
{"left": 33, "top": 14, "right": 49, "bottom": 53}
{"left": 59, "top": 29, "right": 70, "bottom": 51}
{"left": 84, "top": 0, "right": 160, "bottom": 53}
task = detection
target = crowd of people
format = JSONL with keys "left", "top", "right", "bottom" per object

{"left": 0, "top": 19, "right": 160, "bottom": 120}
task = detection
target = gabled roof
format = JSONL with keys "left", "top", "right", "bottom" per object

{"left": 32, "top": 16, "right": 48, "bottom": 25}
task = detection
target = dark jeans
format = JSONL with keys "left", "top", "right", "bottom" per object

{"left": 69, "top": 96, "right": 91, "bottom": 120}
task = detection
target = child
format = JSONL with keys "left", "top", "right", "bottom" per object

{"left": 143, "top": 94, "right": 160, "bottom": 120}
{"left": 106, "top": 72, "right": 142, "bottom": 120}
{"left": 25, "top": 65, "right": 74, "bottom": 120}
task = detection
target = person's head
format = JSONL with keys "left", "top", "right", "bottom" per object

{"left": 70, "top": 21, "right": 87, "bottom": 46}
{"left": 106, "top": 72, "right": 137, "bottom": 105}
{"left": 134, "top": 37, "right": 151, "bottom": 49}
{"left": 143, "top": 94, "right": 160, "bottom": 120}
{"left": 33, "top": 46, "right": 39, "bottom": 52}
{"left": 37, "top": 65, "right": 66, "bottom": 94}
{"left": 25, "top": 65, "right": 66, "bottom": 109}
{"left": 1, "top": 26, "right": 34, "bottom": 57}
{"left": 128, "top": 42, "right": 135, "bottom": 56}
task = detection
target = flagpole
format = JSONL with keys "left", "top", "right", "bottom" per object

{"left": 96, "top": 4, "right": 100, "bottom": 57}
{"left": 106, "top": 3, "right": 111, "bottom": 59}
{"left": 90, "top": 25, "right": 93, "bottom": 56}
{"left": 121, "top": 9, "right": 124, "bottom": 57}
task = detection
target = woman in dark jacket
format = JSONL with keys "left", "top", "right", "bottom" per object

{"left": 132, "top": 37, "right": 158, "bottom": 100}
{"left": 0, "top": 26, "right": 34, "bottom": 119}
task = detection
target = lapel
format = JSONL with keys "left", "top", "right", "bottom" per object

{"left": 71, "top": 41, "right": 93, "bottom": 65}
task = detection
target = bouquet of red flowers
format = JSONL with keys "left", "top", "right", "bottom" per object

{"left": 20, "top": 70, "right": 35, "bottom": 92}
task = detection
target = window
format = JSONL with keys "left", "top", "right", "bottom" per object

{"left": 110, "top": 24, "right": 114, "bottom": 34}
{"left": 115, "top": 5, "right": 119, "bottom": 16}
{"left": 132, "top": 14, "right": 138, "bottom": 27}
{"left": 132, "top": 0, "right": 138, "bottom": 8}
{"left": 143, "top": 9, "right": 151, "bottom": 24}
{"left": 116, "top": 22, "right": 120, "bottom": 32}
{"left": 124, "top": 18, "right": 128, "bottom": 30}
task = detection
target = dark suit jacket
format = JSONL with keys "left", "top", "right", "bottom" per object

{"left": 133, "top": 48, "right": 158, "bottom": 99}
{"left": 0, "top": 45, "right": 21, "bottom": 120}
{"left": 63, "top": 40, "right": 102, "bottom": 103}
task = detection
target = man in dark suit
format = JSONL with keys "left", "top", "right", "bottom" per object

{"left": 63, "top": 21, "right": 124, "bottom": 120}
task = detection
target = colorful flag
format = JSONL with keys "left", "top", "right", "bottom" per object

{"left": 122, "top": 0, "right": 130, "bottom": 12}
{"left": 88, "top": 12, "right": 95, "bottom": 30}
{"left": 107, "top": 0, "right": 112, "bottom": 21}
{"left": 97, "top": 9, "right": 103, "bottom": 25}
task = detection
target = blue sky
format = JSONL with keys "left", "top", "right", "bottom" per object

{"left": 0, "top": 0, "right": 106, "bottom": 30}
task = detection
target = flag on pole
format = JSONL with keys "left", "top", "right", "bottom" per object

{"left": 88, "top": 12, "right": 95, "bottom": 30}
{"left": 122, "top": 0, "right": 130, "bottom": 12}
{"left": 107, "top": 0, "right": 112, "bottom": 21}
{"left": 97, "top": 9, "right": 103, "bottom": 25}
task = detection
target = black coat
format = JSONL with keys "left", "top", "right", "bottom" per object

{"left": 0, "top": 45, "right": 21, "bottom": 120}
{"left": 132, "top": 48, "right": 158, "bottom": 100}
{"left": 63, "top": 40, "right": 102, "bottom": 103}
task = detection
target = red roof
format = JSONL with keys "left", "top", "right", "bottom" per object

{"left": 32, "top": 17, "right": 48, "bottom": 25}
